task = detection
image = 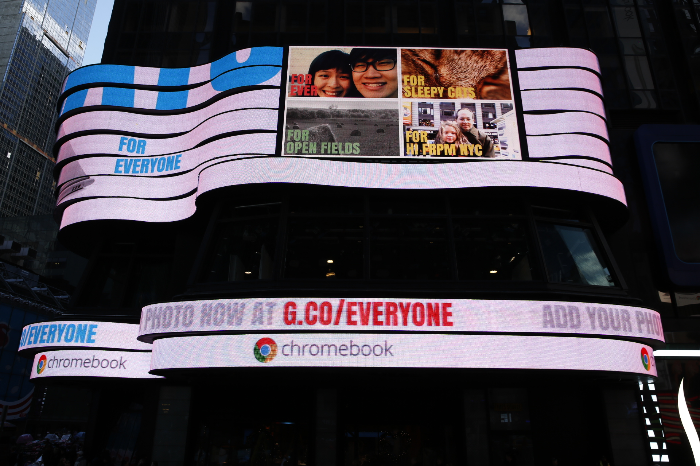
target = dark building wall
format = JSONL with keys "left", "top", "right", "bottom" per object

{"left": 101, "top": 0, "right": 700, "bottom": 118}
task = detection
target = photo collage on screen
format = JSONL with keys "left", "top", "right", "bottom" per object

{"left": 283, "top": 46, "right": 521, "bottom": 159}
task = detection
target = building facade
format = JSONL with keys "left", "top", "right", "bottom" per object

{"left": 16, "top": 1, "right": 700, "bottom": 466}
{"left": 0, "top": 0, "right": 97, "bottom": 217}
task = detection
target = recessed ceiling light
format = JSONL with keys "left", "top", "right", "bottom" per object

{"left": 327, "top": 259, "right": 334, "bottom": 264}
{"left": 244, "top": 271, "right": 252, "bottom": 274}
{"left": 490, "top": 270, "right": 498, "bottom": 274}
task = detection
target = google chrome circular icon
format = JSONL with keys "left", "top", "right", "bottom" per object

{"left": 36, "top": 355, "right": 47, "bottom": 374}
{"left": 254, "top": 338, "right": 277, "bottom": 363}
{"left": 641, "top": 348, "right": 651, "bottom": 371}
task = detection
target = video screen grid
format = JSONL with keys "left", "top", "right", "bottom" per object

{"left": 283, "top": 46, "right": 521, "bottom": 159}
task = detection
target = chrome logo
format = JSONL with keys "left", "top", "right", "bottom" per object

{"left": 254, "top": 338, "right": 277, "bottom": 363}
{"left": 36, "top": 355, "right": 47, "bottom": 374}
{"left": 641, "top": 347, "right": 651, "bottom": 371}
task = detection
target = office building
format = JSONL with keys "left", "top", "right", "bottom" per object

{"left": 0, "top": 0, "right": 97, "bottom": 217}
{"left": 15, "top": 1, "right": 700, "bottom": 466}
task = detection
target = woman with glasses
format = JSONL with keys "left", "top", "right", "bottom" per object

{"left": 348, "top": 48, "right": 398, "bottom": 98}
{"left": 306, "top": 50, "right": 358, "bottom": 98}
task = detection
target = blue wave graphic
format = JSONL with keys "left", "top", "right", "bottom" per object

{"left": 59, "top": 47, "right": 283, "bottom": 115}
{"left": 63, "top": 47, "right": 282, "bottom": 91}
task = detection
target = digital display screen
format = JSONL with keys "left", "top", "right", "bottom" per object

{"left": 138, "top": 297, "right": 664, "bottom": 344}
{"left": 53, "top": 47, "right": 624, "bottom": 229}
{"left": 652, "top": 142, "right": 700, "bottom": 263}
{"left": 635, "top": 126, "right": 700, "bottom": 287}
{"left": 150, "top": 333, "right": 657, "bottom": 376}
{"left": 18, "top": 321, "right": 152, "bottom": 353}
{"left": 30, "top": 350, "right": 160, "bottom": 379}
{"left": 283, "top": 47, "right": 520, "bottom": 159}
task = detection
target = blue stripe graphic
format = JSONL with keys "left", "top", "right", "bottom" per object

{"left": 59, "top": 47, "right": 283, "bottom": 116}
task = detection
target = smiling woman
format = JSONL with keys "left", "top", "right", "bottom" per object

{"left": 307, "top": 50, "right": 356, "bottom": 97}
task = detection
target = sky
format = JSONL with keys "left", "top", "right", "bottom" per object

{"left": 81, "top": 0, "right": 114, "bottom": 66}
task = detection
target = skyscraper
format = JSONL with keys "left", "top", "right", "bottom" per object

{"left": 0, "top": 0, "right": 97, "bottom": 217}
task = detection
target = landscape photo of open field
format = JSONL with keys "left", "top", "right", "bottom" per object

{"left": 283, "top": 100, "right": 401, "bottom": 158}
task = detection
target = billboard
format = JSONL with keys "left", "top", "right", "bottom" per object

{"left": 138, "top": 297, "right": 664, "bottom": 345}
{"left": 30, "top": 350, "right": 160, "bottom": 379}
{"left": 150, "top": 333, "right": 657, "bottom": 376}
{"left": 54, "top": 46, "right": 621, "bottom": 229}
{"left": 18, "top": 321, "right": 152, "bottom": 353}
{"left": 283, "top": 47, "right": 518, "bottom": 159}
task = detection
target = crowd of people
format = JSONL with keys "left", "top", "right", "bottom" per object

{"left": 3, "top": 431, "right": 152, "bottom": 466}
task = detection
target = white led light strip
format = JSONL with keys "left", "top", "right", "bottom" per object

{"left": 150, "top": 333, "right": 657, "bottom": 375}
{"left": 679, "top": 378, "right": 700, "bottom": 465}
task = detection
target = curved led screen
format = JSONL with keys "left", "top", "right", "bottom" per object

{"left": 138, "top": 297, "right": 664, "bottom": 345}
{"left": 30, "top": 350, "right": 160, "bottom": 379}
{"left": 54, "top": 47, "right": 623, "bottom": 229}
{"left": 150, "top": 333, "right": 657, "bottom": 376}
{"left": 18, "top": 321, "right": 152, "bottom": 354}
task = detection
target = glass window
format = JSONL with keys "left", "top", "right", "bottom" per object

{"left": 250, "top": 0, "right": 279, "bottom": 33}
{"left": 488, "top": 389, "right": 534, "bottom": 466}
{"left": 345, "top": 0, "right": 363, "bottom": 34}
{"left": 342, "top": 389, "right": 459, "bottom": 466}
{"left": 76, "top": 256, "right": 130, "bottom": 307}
{"left": 619, "top": 38, "right": 646, "bottom": 55}
{"left": 126, "top": 257, "right": 172, "bottom": 307}
{"left": 599, "top": 55, "right": 628, "bottom": 90}
{"left": 420, "top": 3, "right": 437, "bottom": 35}
{"left": 370, "top": 218, "right": 450, "bottom": 280}
{"left": 140, "top": 3, "right": 168, "bottom": 32}
{"left": 481, "top": 103, "right": 497, "bottom": 129}
{"left": 440, "top": 102, "right": 456, "bottom": 119}
{"left": 612, "top": 6, "right": 642, "bottom": 37}
{"left": 395, "top": 2, "right": 420, "bottom": 34}
{"left": 235, "top": 1, "right": 253, "bottom": 33}
{"left": 200, "top": 219, "right": 278, "bottom": 283}
{"left": 122, "top": 1, "right": 142, "bottom": 33}
{"left": 564, "top": 6, "right": 587, "bottom": 41}
{"left": 219, "top": 202, "right": 281, "bottom": 221}
{"left": 537, "top": 223, "right": 616, "bottom": 286}
{"left": 453, "top": 219, "right": 536, "bottom": 281}
{"left": 371, "top": 192, "right": 445, "bottom": 216}
{"left": 197, "top": 2, "right": 216, "bottom": 32}
{"left": 281, "top": 2, "right": 307, "bottom": 33}
{"left": 488, "top": 389, "right": 531, "bottom": 431}
{"left": 476, "top": 3, "right": 503, "bottom": 36}
{"left": 454, "top": 1, "right": 475, "bottom": 36}
{"left": 309, "top": 1, "right": 327, "bottom": 33}
{"left": 290, "top": 193, "right": 363, "bottom": 215}
{"left": 285, "top": 217, "right": 364, "bottom": 279}
{"left": 503, "top": 4, "right": 530, "bottom": 36}
{"left": 417, "top": 103, "right": 435, "bottom": 127}
{"left": 190, "top": 384, "right": 311, "bottom": 466}
{"left": 624, "top": 55, "right": 655, "bottom": 89}
{"left": 365, "top": 2, "right": 390, "bottom": 33}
